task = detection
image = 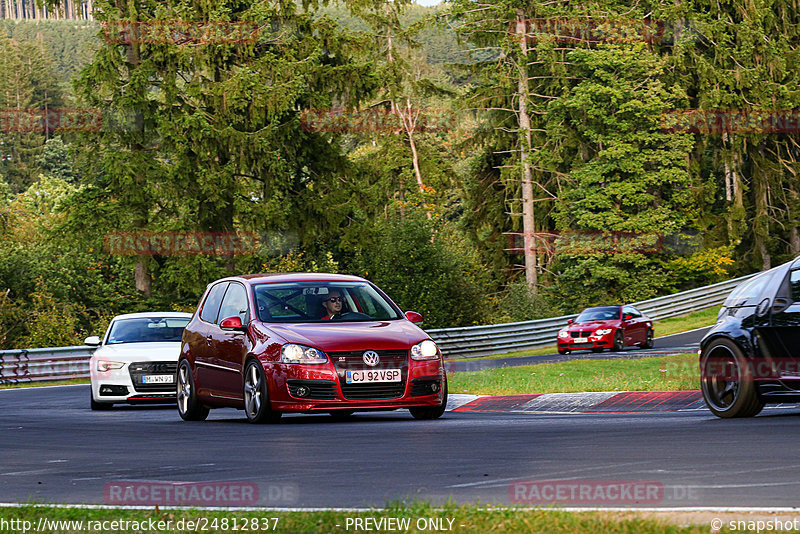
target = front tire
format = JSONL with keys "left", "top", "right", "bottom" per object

{"left": 410, "top": 380, "right": 447, "bottom": 420}
{"left": 644, "top": 329, "right": 654, "bottom": 349}
{"left": 177, "top": 360, "right": 209, "bottom": 421}
{"left": 558, "top": 349, "right": 571, "bottom": 355}
{"left": 700, "top": 338, "right": 764, "bottom": 418}
{"left": 90, "top": 388, "right": 113, "bottom": 411}
{"left": 612, "top": 331, "right": 624, "bottom": 352}
{"left": 243, "top": 360, "right": 281, "bottom": 424}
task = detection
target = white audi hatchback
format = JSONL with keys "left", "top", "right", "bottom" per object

{"left": 87, "top": 312, "right": 192, "bottom": 410}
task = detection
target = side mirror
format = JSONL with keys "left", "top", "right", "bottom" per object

{"left": 219, "top": 316, "right": 247, "bottom": 332}
{"left": 566, "top": 319, "right": 574, "bottom": 324}
{"left": 624, "top": 315, "right": 633, "bottom": 321}
{"left": 405, "top": 311, "right": 423, "bottom": 324}
{"left": 84, "top": 336, "right": 101, "bottom": 346}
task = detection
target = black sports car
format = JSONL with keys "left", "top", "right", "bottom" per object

{"left": 700, "top": 257, "right": 800, "bottom": 417}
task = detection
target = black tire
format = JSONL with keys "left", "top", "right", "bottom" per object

{"left": 90, "top": 388, "right": 113, "bottom": 411}
{"left": 612, "top": 330, "right": 624, "bottom": 352}
{"left": 591, "top": 347, "right": 604, "bottom": 353}
{"left": 243, "top": 360, "right": 281, "bottom": 424}
{"left": 558, "top": 349, "right": 571, "bottom": 355}
{"left": 644, "top": 329, "right": 654, "bottom": 349}
{"left": 410, "top": 379, "right": 447, "bottom": 420}
{"left": 177, "top": 360, "right": 210, "bottom": 421}
{"left": 700, "top": 338, "right": 764, "bottom": 418}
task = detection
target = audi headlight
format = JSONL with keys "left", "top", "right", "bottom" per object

{"left": 96, "top": 360, "right": 125, "bottom": 372}
{"left": 411, "top": 339, "right": 440, "bottom": 361}
{"left": 595, "top": 328, "right": 613, "bottom": 336}
{"left": 558, "top": 330, "right": 569, "bottom": 338}
{"left": 281, "top": 344, "right": 328, "bottom": 364}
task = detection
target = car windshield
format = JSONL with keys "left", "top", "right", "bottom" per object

{"left": 106, "top": 317, "right": 190, "bottom": 344}
{"left": 253, "top": 281, "right": 402, "bottom": 323}
{"left": 576, "top": 306, "right": 620, "bottom": 322}
{"left": 724, "top": 270, "right": 776, "bottom": 307}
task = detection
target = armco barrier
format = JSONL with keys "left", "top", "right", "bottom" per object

{"left": 0, "top": 273, "right": 760, "bottom": 382}
{"left": 0, "top": 346, "right": 94, "bottom": 384}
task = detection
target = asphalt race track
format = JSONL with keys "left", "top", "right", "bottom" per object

{"left": 2, "top": 375, "right": 800, "bottom": 509}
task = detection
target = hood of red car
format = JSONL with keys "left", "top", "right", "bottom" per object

{"left": 567, "top": 320, "right": 619, "bottom": 331}
{"left": 264, "top": 321, "right": 428, "bottom": 352}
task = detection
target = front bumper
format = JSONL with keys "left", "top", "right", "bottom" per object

{"left": 268, "top": 357, "right": 446, "bottom": 413}
{"left": 90, "top": 361, "right": 177, "bottom": 405}
{"left": 557, "top": 332, "right": 614, "bottom": 351}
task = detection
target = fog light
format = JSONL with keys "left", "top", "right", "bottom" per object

{"left": 431, "top": 383, "right": 440, "bottom": 393}
{"left": 295, "top": 386, "right": 309, "bottom": 397}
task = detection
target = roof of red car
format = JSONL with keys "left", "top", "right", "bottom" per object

{"left": 221, "top": 272, "right": 369, "bottom": 284}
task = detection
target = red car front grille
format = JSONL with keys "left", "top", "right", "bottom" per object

{"left": 329, "top": 350, "right": 409, "bottom": 400}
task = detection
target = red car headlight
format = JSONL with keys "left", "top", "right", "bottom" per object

{"left": 281, "top": 344, "right": 328, "bottom": 364}
{"left": 411, "top": 340, "right": 440, "bottom": 361}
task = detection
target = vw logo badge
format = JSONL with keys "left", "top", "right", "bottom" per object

{"left": 362, "top": 350, "right": 380, "bottom": 367}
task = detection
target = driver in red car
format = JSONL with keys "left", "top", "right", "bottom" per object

{"left": 321, "top": 290, "right": 344, "bottom": 320}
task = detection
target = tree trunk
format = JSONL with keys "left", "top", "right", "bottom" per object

{"left": 516, "top": 10, "right": 538, "bottom": 292}
{"left": 134, "top": 260, "right": 152, "bottom": 296}
{"left": 754, "top": 147, "right": 771, "bottom": 270}
{"left": 789, "top": 181, "right": 800, "bottom": 256}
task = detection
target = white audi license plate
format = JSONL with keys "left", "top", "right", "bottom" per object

{"left": 346, "top": 369, "right": 401, "bottom": 384}
{"left": 574, "top": 337, "right": 588, "bottom": 343}
{"left": 142, "top": 375, "right": 174, "bottom": 384}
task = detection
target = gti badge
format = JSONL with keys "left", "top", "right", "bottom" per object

{"left": 362, "top": 350, "right": 380, "bottom": 366}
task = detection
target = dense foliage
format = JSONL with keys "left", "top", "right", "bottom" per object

{"left": 1, "top": 0, "right": 797, "bottom": 347}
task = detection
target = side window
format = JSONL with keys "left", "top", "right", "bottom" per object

{"left": 217, "top": 283, "right": 249, "bottom": 324}
{"left": 791, "top": 270, "right": 800, "bottom": 301}
{"left": 200, "top": 282, "right": 229, "bottom": 323}
{"left": 627, "top": 307, "right": 642, "bottom": 318}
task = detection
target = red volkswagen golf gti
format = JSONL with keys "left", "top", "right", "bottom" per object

{"left": 177, "top": 273, "right": 447, "bottom": 423}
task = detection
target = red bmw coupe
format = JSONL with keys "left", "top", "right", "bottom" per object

{"left": 177, "top": 273, "right": 447, "bottom": 423}
{"left": 556, "top": 305, "right": 654, "bottom": 355}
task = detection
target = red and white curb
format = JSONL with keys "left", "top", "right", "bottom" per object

{"left": 448, "top": 391, "right": 708, "bottom": 414}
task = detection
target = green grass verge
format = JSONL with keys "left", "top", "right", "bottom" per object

{"left": 0, "top": 378, "right": 89, "bottom": 389}
{"left": 0, "top": 503, "right": 728, "bottom": 533}
{"left": 449, "top": 306, "right": 720, "bottom": 363}
{"left": 449, "top": 353, "right": 699, "bottom": 395}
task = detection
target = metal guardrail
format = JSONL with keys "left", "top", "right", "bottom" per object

{"left": 426, "top": 273, "right": 758, "bottom": 358}
{"left": 0, "top": 346, "right": 94, "bottom": 384}
{"left": 0, "top": 273, "right": 759, "bottom": 382}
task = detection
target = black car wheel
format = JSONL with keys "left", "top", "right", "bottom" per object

{"left": 612, "top": 331, "right": 624, "bottom": 352}
{"left": 90, "top": 389, "right": 113, "bottom": 411}
{"left": 558, "top": 349, "right": 571, "bottom": 355}
{"left": 701, "top": 338, "right": 764, "bottom": 418}
{"left": 644, "top": 329, "right": 654, "bottom": 349}
{"left": 177, "top": 359, "right": 210, "bottom": 421}
{"left": 410, "top": 380, "right": 447, "bottom": 420}
{"left": 243, "top": 359, "right": 281, "bottom": 424}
